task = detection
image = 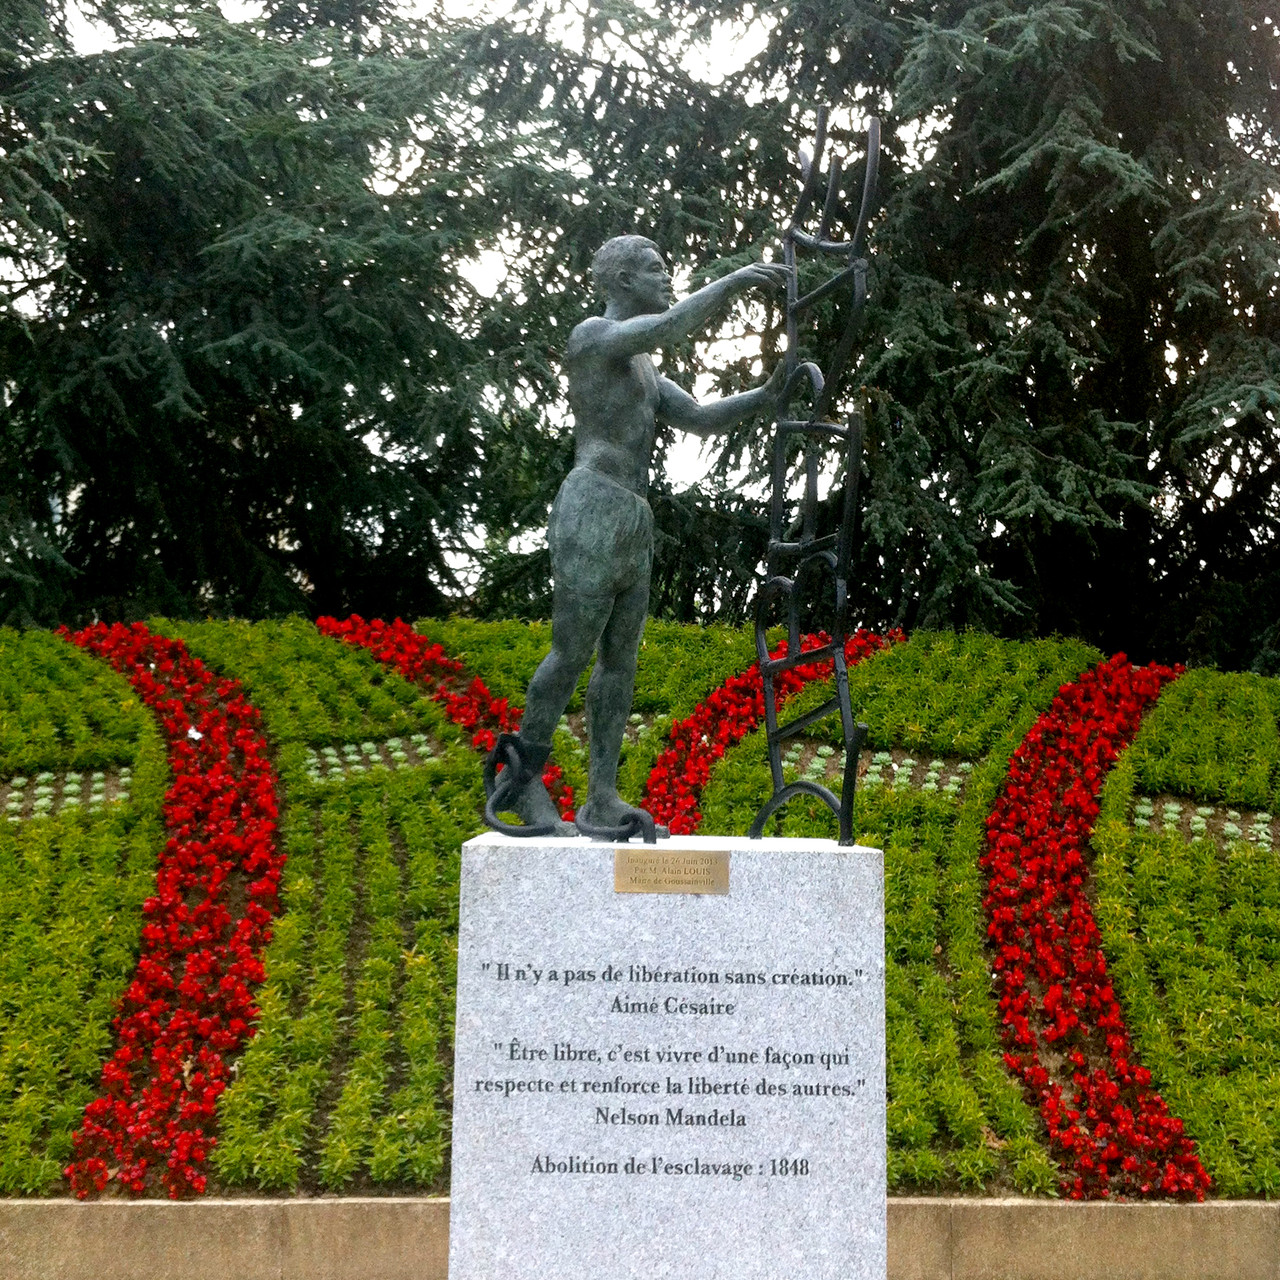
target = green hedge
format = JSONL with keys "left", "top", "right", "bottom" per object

{"left": 0, "top": 629, "right": 151, "bottom": 776}
{"left": 810, "top": 631, "right": 1096, "bottom": 758}
{"left": 1126, "top": 667, "right": 1280, "bottom": 808}
{"left": 0, "top": 720, "right": 166, "bottom": 1192}
{"left": 156, "top": 617, "right": 455, "bottom": 749}
{"left": 5, "top": 618, "right": 1280, "bottom": 1200}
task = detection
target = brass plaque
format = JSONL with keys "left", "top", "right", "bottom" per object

{"left": 614, "top": 847, "right": 730, "bottom": 895}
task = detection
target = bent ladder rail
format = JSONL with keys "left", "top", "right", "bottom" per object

{"left": 749, "top": 107, "right": 879, "bottom": 847}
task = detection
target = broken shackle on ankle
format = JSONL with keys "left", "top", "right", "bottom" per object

{"left": 483, "top": 733, "right": 561, "bottom": 837}
{"left": 574, "top": 807, "right": 660, "bottom": 845}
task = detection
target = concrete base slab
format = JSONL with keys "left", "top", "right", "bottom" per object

{"left": 1, "top": 1196, "right": 1277, "bottom": 1280}
{"left": 889, "top": 1198, "right": 954, "bottom": 1280}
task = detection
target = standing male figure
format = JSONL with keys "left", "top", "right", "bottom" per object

{"left": 490, "top": 235, "right": 785, "bottom": 836}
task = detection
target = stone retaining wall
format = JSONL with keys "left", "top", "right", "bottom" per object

{"left": 2, "top": 1196, "right": 1276, "bottom": 1280}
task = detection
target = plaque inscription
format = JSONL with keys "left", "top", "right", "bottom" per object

{"left": 614, "top": 846, "right": 731, "bottom": 895}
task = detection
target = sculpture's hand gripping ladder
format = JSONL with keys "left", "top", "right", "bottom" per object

{"left": 749, "top": 108, "right": 880, "bottom": 847}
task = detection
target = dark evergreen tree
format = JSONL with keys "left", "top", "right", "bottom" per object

{"left": 460, "top": 0, "right": 1279, "bottom": 671}
{"left": 3, "top": 0, "right": 1277, "bottom": 671}
{"left": 1, "top": 0, "right": 581, "bottom": 622}
{"left": 875, "top": 0, "right": 1280, "bottom": 671}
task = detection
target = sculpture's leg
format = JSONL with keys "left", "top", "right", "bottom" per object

{"left": 575, "top": 577, "right": 649, "bottom": 829}
{"left": 506, "top": 586, "right": 613, "bottom": 834}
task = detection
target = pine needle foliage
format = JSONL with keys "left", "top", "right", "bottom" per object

{"left": 457, "top": 0, "right": 1279, "bottom": 670}
{"left": 2, "top": 1, "right": 1277, "bottom": 671}
{"left": 1, "top": 0, "right": 580, "bottom": 623}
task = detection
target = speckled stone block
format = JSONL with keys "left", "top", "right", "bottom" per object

{"left": 448, "top": 834, "right": 886, "bottom": 1280}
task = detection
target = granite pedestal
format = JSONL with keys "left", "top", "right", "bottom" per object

{"left": 448, "top": 834, "right": 886, "bottom": 1280}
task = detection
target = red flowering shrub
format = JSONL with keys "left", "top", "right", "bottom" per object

{"left": 642, "top": 629, "right": 901, "bottom": 834}
{"left": 315, "top": 614, "right": 574, "bottom": 817}
{"left": 59, "top": 622, "right": 283, "bottom": 1199}
{"left": 982, "top": 654, "right": 1211, "bottom": 1199}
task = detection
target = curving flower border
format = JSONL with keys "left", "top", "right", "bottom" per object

{"left": 60, "top": 622, "right": 283, "bottom": 1198}
{"left": 315, "top": 615, "right": 575, "bottom": 817}
{"left": 983, "top": 654, "right": 1211, "bottom": 1199}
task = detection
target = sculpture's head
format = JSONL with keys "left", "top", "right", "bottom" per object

{"left": 592, "top": 235, "right": 671, "bottom": 316}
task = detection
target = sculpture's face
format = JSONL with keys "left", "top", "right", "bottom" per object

{"left": 619, "top": 247, "right": 673, "bottom": 315}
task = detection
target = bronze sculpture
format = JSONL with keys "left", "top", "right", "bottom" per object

{"left": 484, "top": 236, "right": 785, "bottom": 841}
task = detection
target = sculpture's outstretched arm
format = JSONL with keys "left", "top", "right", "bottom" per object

{"left": 567, "top": 263, "right": 786, "bottom": 363}
{"left": 655, "top": 363, "right": 784, "bottom": 438}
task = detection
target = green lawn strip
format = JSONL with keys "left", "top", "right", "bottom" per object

{"left": 316, "top": 784, "right": 403, "bottom": 1188}
{"left": 622, "top": 619, "right": 761, "bottom": 799}
{"left": 0, "top": 723, "right": 165, "bottom": 1193}
{"left": 416, "top": 617, "right": 559, "bottom": 708}
{"left": 882, "top": 799, "right": 1001, "bottom": 1190}
{"left": 416, "top": 617, "right": 756, "bottom": 718}
{"left": 633, "top": 620, "right": 760, "bottom": 719}
{"left": 0, "top": 628, "right": 151, "bottom": 776}
{"left": 1126, "top": 667, "right": 1280, "bottom": 809}
{"left": 364, "top": 774, "right": 464, "bottom": 1185}
{"left": 1095, "top": 751, "right": 1280, "bottom": 1196}
{"left": 697, "top": 631, "right": 1099, "bottom": 1193}
{"left": 212, "top": 779, "right": 362, "bottom": 1189}
{"left": 213, "top": 756, "right": 478, "bottom": 1191}
{"left": 809, "top": 629, "right": 1101, "bottom": 758}
{"left": 154, "top": 617, "right": 455, "bottom": 749}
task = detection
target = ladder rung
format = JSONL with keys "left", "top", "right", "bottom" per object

{"left": 773, "top": 696, "right": 841, "bottom": 741}
{"left": 764, "top": 642, "right": 836, "bottom": 674}
{"left": 768, "top": 534, "right": 839, "bottom": 557}
{"left": 777, "top": 420, "right": 851, "bottom": 439}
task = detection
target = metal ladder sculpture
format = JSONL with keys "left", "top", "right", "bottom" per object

{"left": 748, "top": 107, "right": 880, "bottom": 847}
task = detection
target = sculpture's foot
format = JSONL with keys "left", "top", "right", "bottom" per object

{"left": 576, "top": 793, "right": 641, "bottom": 828}
{"left": 575, "top": 794, "right": 668, "bottom": 843}
{"left": 483, "top": 734, "right": 574, "bottom": 837}
{"left": 511, "top": 775, "right": 576, "bottom": 837}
